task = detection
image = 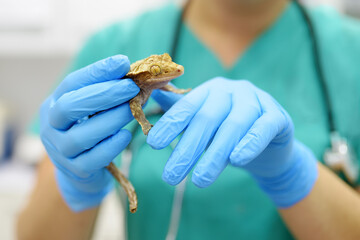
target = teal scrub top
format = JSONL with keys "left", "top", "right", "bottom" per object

{"left": 31, "top": 2, "right": 360, "bottom": 239}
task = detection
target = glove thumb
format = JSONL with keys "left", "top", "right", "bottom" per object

{"left": 151, "top": 84, "right": 183, "bottom": 111}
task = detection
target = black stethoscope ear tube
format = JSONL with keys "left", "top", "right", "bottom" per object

{"left": 293, "top": 0, "right": 335, "bottom": 133}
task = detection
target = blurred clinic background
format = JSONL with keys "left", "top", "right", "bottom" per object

{"left": 0, "top": 0, "right": 359, "bottom": 239}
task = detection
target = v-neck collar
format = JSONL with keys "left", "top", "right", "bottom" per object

{"left": 180, "top": 2, "right": 302, "bottom": 75}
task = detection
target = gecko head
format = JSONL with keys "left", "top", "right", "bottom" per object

{"left": 126, "top": 53, "right": 184, "bottom": 85}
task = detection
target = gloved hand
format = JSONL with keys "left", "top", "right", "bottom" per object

{"left": 148, "top": 77, "right": 318, "bottom": 208}
{"left": 40, "top": 55, "right": 140, "bottom": 211}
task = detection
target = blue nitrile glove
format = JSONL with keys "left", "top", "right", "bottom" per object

{"left": 148, "top": 77, "right": 318, "bottom": 208}
{"left": 151, "top": 83, "right": 183, "bottom": 111}
{"left": 40, "top": 55, "right": 140, "bottom": 211}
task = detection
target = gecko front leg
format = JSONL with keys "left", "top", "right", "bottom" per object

{"left": 160, "top": 84, "right": 191, "bottom": 94}
{"left": 129, "top": 94, "right": 153, "bottom": 135}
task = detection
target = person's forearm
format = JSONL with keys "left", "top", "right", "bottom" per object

{"left": 279, "top": 163, "right": 360, "bottom": 240}
{"left": 17, "top": 155, "right": 99, "bottom": 240}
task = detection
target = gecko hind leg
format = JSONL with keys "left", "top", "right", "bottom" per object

{"left": 129, "top": 95, "right": 153, "bottom": 135}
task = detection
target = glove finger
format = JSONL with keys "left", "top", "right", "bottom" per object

{"left": 49, "top": 79, "right": 139, "bottom": 130}
{"left": 48, "top": 102, "right": 133, "bottom": 158}
{"left": 256, "top": 88, "right": 293, "bottom": 144}
{"left": 162, "top": 92, "right": 231, "bottom": 185}
{"left": 147, "top": 86, "right": 208, "bottom": 149}
{"left": 47, "top": 129, "right": 131, "bottom": 179}
{"left": 72, "top": 129, "right": 132, "bottom": 174}
{"left": 229, "top": 112, "right": 284, "bottom": 167}
{"left": 151, "top": 83, "right": 183, "bottom": 111}
{"left": 192, "top": 93, "right": 261, "bottom": 188}
{"left": 229, "top": 87, "right": 290, "bottom": 166}
{"left": 54, "top": 55, "right": 130, "bottom": 100}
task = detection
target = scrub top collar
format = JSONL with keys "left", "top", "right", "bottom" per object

{"left": 177, "top": 2, "right": 306, "bottom": 76}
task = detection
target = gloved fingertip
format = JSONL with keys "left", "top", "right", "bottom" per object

{"left": 151, "top": 89, "right": 182, "bottom": 111}
{"left": 107, "top": 55, "right": 130, "bottom": 71}
{"left": 229, "top": 147, "right": 239, "bottom": 159}
{"left": 117, "top": 129, "right": 132, "bottom": 142}
{"left": 192, "top": 172, "right": 212, "bottom": 188}
{"left": 229, "top": 151, "right": 252, "bottom": 167}
{"left": 93, "top": 55, "right": 130, "bottom": 80}
{"left": 118, "top": 78, "right": 140, "bottom": 94}
{"left": 102, "top": 129, "right": 132, "bottom": 155}
{"left": 146, "top": 129, "right": 166, "bottom": 150}
{"left": 162, "top": 170, "right": 181, "bottom": 186}
{"left": 229, "top": 150, "right": 243, "bottom": 166}
{"left": 147, "top": 142, "right": 163, "bottom": 150}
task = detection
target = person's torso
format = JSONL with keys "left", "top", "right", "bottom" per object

{"left": 67, "top": 2, "right": 360, "bottom": 239}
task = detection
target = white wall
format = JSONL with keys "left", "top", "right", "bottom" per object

{"left": 0, "top": 0, "right": 172, "bottom": 135}
{"left": 0, "top": 0, "right": 171, "bottom": 56}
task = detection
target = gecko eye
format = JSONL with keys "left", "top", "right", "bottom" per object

{"left": 150, "top": 65, "right": 162, "bottom": 76}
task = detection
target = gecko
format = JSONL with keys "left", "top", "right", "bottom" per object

{"left": 106, "top": 53, "right": 190, "bottom": 214}
{"left": 126, "top": 53, "right": 190, "bottom": 135}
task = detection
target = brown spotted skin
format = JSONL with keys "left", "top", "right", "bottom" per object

{"left": 129, "top": 91, "right": 153, "bottom": 135}
{"left": 126, "top": 53, "right": 190, "bottom": 135}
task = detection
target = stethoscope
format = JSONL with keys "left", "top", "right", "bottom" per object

{"left": 117, "top": 1, "right": 359, "bottom": 239}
